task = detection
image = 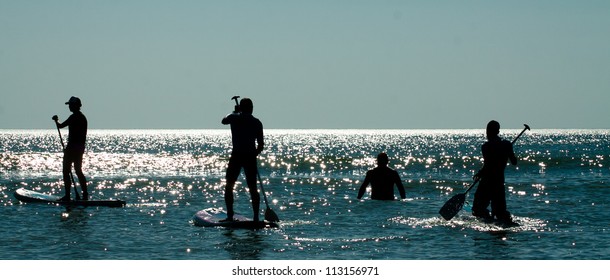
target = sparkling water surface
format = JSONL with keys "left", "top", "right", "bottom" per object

{"left": 1, "top": 129, "right": 608, "bottom": 259}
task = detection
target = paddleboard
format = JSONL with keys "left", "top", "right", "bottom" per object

{"left": 14, "top": 188, "right": 126, "bottom": 208}
{"left": 192, "top": 207, "right": 278, "bottom": 229}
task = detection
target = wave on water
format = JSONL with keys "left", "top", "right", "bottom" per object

{"left": 389, "top": 215, "right": 550, "bottom": 233}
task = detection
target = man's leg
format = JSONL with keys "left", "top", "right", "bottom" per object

{"left": 244, "top": 158, "right": 260, "bottom": 222}
{"left": 491, "top": 184, "right": 511, "bottom": 222}
{"left": 223, "top": 155, "right": 240, "bottom": 221}
{"left": 246, "top": 179, "right": 260, "bottom": 222}
{"left": 472, "top": 182, "right": 492, "bottom": 220}
{"left": 223, "top": 180, "right": 236, "bottom": 221}
{"left": 73, "top": 151, "right": 88, "bottom": 200}
{"left": 60, "top": 151, "right": 73, "bottom": 201}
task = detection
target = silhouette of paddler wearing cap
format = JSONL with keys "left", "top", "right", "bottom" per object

{"left": 52, "top": 96, "right": 89, "bottom": 201}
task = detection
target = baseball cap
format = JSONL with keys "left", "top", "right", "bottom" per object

{"left": 65, "top": 96, "right": 82, "bottom": 107}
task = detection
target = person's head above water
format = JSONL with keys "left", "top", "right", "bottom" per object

{"left": 240, "top": 98, "right": 253, "bottom": 115}
{"left": 377, "top": 152, "right": 389, "bottom": 167}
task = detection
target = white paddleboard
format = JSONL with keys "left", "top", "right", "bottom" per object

{"left": 14, "top": 188, "right": 126, "bottom": 208}
{"left": 192, "top": 207, "right": 278, "bottom": 229}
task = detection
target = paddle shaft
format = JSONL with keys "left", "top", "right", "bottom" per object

{"left": 511, "top": 124, "right": 530, "bottom": 144}
{"left": 256, "top": 158, "right": 280, "bottom": 222}
{"left": 464, "top": 178, "right": 480, "bottom": 194}
{"left": 256, "top": 170, "right": 271, "bottom": 207}
{"left": 54, "top": 122, "right": 81, "bottom": 200}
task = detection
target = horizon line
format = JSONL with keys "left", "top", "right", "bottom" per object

{"left": 1, "top": 127, "right": 608, "bottom": 130}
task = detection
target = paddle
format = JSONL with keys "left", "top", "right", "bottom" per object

{"left": 439, "top": 123, "right": 530, "bottom": 221}
{"left": 257, "top": 168, "right": 280, "bottom": 222}
{"left": 52, "top": 117, "right": 81, "bottom": 200}
{"left": 231, "top": 95, "right": 240, "bottom": 112}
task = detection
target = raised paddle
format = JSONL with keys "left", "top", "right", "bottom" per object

{"left": 52, "top": 116, "right": 81, "bottom": 200}
{"left": 439, "top": 123, "right": 531, "bottom": 221}
{"left": 231, "top": 95, "right": 240, "bottom": 112}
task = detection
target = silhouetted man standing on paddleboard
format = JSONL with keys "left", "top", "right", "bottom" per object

{"left": 53, "top": 96, "right": 88, "bottom": 201}
{"left": 221, "top": 97, "right": 264, "bottom": 222}
{"left": 357, "top": 153, "right": 406, "bottom": 200}
{"left": 472, "top": 120, "right": 517, "bottom": 224}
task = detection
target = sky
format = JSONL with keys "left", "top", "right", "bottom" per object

{"left": 1, "top": 1, "right": 609, "bottom": 129}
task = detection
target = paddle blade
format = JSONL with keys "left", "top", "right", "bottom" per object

{"left": 265, "top": 207, "right": 280, "bottom": 223}
{"left": 439, "top": 193, "right": 466, "bottom": 221}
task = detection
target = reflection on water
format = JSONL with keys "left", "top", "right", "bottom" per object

{"left": 2, "top": 129, "right": 608, "bottom": 186}
{"left": 221, "top": 230, "right": 266, "bottom": 260}
{"left": 1, "top": 129, "right": 608, "bottom": 259}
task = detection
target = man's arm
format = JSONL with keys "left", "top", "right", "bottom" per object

{"left": 221, "top": 113, "right": 237, "bottom": 125}
{"left": 255, "top": 121, "right": 264, "bottom": 155}
{"left": 53, "top": 115, "right": 70, "bottom": 129}
{"left": 474, "top": 145, "right": 488, "bottom": 180}
{"left": 357, "top": 172, "right": 371, "bottom": 199}
{"left": 256, "top": 133, "right": 264, "bottom": 155}
{"left": 395, "top": 172, "right": 406, "bottom": 199}
{"left": 508, "top": 142, "right": 517, "bottom": 165}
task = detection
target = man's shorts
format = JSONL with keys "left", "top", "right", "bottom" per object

{"left": 226, "top": 153, "right": 258, "bottom": 183}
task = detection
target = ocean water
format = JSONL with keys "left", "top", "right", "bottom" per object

{"left": 0, "top": 129, "right": 608, "bottom": 260}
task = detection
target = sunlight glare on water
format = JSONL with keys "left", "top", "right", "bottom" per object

{"left": 0, "top": 129, "right": 609, "bottom": 260}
